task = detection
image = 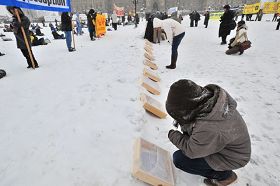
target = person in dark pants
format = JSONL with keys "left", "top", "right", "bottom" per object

{"left": 61, "top": 12, "right": 75, "bottom": 52}
{"left": 189, "top": 11, "right": 195, "bottom": 27}
{"left": 219, "top": 5, "right": 235, "bottom": 45}
{"left": 7, "top": 6, "right": 39, "bottom": 68}
{"left": 276, "top": 18, "right": 280, "bottom": 30}
{"left": 87, "top": 9, "right": 96, "bottom": 41}
{"left": 166, "top": 79, "right": 251, "bottom": 186}
{"left": 204, "top": 11, "right": 210, "bottom": 28}
{"left": 193, "top": 11, "right": 200, "bottom": 27}
{"left": 272, "top": 13, "right": 278, "bottom": 22}
{"left": 153, "top": 18, "right": 185, "bottom": 69}
{"left": 144, "top": 15, "right": 154, "bottom": 43}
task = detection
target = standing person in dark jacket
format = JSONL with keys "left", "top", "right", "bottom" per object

{"left": 61, "top": 12, "right": 75, "bottom": 52}
{"left": 276, "top": 18, "right": 280, "bottom": 30}
{"left": 193, "top": 11, "right": 200, "bottom": 27}
{"left": 7, "top": 6, "right": 39, "bottom": 68}
{"left": 87, "top": 9, "right": 96, "bottom": 41}
{"left": 204, "top": 11, "right": 210, "bottom": 28}
{"left": 219, "top": 5, "right": 236, "bottom": 45}
{"left": 166, "top": 79, "right": 251, "bottom": 186}
{"left": 189, "top": 11, "right": 195, "bottom": 27}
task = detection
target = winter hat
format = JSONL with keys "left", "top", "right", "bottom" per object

{"left": 153, "top": 18, "right": 162, "bottom": 28}
{"left": 223, "top": 4, "right": 231, "bottom": 10}
{"left": 166, "top": 80, "right": 212, "bottom": 124}
{"left": 238, "top": 20, "right": 245, "bottom": 26}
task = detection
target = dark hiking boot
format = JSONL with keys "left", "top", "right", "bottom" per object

{"left": 221, "top": 41, "right": 227, "bottom": 45}
{"left": 27, "top": 65, "right": 32, "bottom": 68}
{"left": 0, "top": 52, "right": 5, "bottom": 56}
{"left": 68, "top": 48, "right": 76, "bottom": 52}
{"left": 166, "top": 54, "right": 177, "bottom": 69}
{"left": 239, "top": 51, "right": 244, "bottom": 55}
{"left": 204, "top": 172, "right": 238, "bottom": 186}
{"left": 166, "top": 64, "right": 176, "bottom": 69}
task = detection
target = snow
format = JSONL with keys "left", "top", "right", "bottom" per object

{"left": 0, "top": 14, "right": 280, "bottom": 186}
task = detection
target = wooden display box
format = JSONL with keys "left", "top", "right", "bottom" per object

{"left": 140, "top": 93, "right": 167, "bottom": 119}
{"left": 141, "top": 77, "right": 160, "bottom": 95}
{"left": 143, "top": 68, "right": 161, "bottom": 82}
{"left": 144, "top": 59, "right": 158, "bottom": 70}
{"left": 145, "top": 39, "right": 153, "bottom": 47}
{"left": 132, "top": 138, "right": 175, "bottom": 186}
{"left": 145, "top": 52, "right": 155, "bottom": 61}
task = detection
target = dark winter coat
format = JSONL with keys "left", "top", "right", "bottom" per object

{"left": 87, "top": 12, "right": 96, "bottom": 31}
{"left": 193, "top": 12, "right": 200, "bottom": 21}
{"left": 11, "top": 14, "right": 31, "bottom": 49}
{"left": 168, "top": 85, "right": 251, "bottom": 171}
{"left": 219, "top": 10, "right": 236, "bottom": 37}
{"left": 61, "top": 12, "right": 72, "bottom": 32}
{"left": 204, "top": 12, "right": 210, "bottom": 25}
{"left": 144, "top": 17, "right": 154, "bottom": 42}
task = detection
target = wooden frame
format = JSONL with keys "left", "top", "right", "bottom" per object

{"left": 132, "top": 138, "right": 175, "bottom": 186}
{"left": 141, "top": 77, "right": 160, "bottom": 95}
{"left": 145, "top": 39, "right": 153, "bottom": 47}
{"left": 144, "top": 59, "right": 158, "bottom": 70}
{"left": 144, "top": 45, "right": 153, "bottom": 53}
{"left": 145, "top": 52, "right": 155, "bottom": 61}
{"left": 143, "top": 68, "right": 160, "bottom": 82}
{"left": 140, "top": 93, "right": 167, "bottom": 118}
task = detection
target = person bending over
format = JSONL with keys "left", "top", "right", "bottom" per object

{"left": 166, "top": 79, "right": 251, "bottom": 186}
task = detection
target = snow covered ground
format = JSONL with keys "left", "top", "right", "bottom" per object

{"left": 0, "top": 15, "right": 280, "bottom": 186}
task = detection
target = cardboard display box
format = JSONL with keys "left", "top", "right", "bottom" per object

{"left": 144, "top": 59, "right": 158, "bottom": 70}
{"left": 144, "top": 52, "right": 155, "bottom": 61}
{"left": 140, "top": 93, "right": 167, "bottom": 119}
{"left": 141, "top": 77, "right": 160, "bottom": 95}
{"left": 143, "top": 68, "right": 161, "bottom": 82}
{"left": 132, "top": 138, "right": 175, "bottom": 186}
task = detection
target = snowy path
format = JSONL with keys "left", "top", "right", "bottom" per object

{"left": 1, "top": 16, "right": 280, "bottom": 186}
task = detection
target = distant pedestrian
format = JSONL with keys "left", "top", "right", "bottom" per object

{"left": 7, "top": 6, "right": 39, "bottom": 68}
{"left": 61, "top": 12, "right": 75, "bottom": 52}
{"left": 87, "top": 9, "right": 96, "bottom": 41}
{"left": 272, "top": 13, "right": 278, "bottom": 22}
{"left": 111, "top": 12, "right": 118, "bottom": 30}
{"left": 193, "top": 11, "right": 200, "bottom": 27}
{"left": 219, "top": 5, "right": 236, "bottom": 45}
{"left": 276, "top": 18, "right": 280, "bottom": 30}
{"left": 76, "top": 12, "right": 82, "bottom": 35}
{"left": 204, "top": 11, "right": 210, "bottom": 28}
{"left": 153, "top": 18, "right": 185, "bottom": 69}
{"left": 189, "top": 11, "right": 195, "bottom": 27}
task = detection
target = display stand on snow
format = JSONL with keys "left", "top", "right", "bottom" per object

{"left": 144, "top": 52, "right": 155, "bottom": 61}
{"left": 144, "top": 59, "right": 158, "bottom": 70}
{"left": 140, "top": 93, "right": 167, "bottom": 118}
{"left": 141, "top": 77, "right": 161, "bottom": 95}
{"left": 132, "top": 138, "right": 174, "bottom": 186}
{"left": 143, "top": 68, "right": 160, "bottom": 82}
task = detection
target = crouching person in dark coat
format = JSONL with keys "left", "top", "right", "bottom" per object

{"left": 7, "top": 6, "right": 39, "bottom": 68}
{"left": 166, "top": 79, "right": 251, "bottom": 186}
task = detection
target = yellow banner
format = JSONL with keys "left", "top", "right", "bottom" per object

{"left": 210, "top": 12, "right": 224, "bottom": 20}
{"left": 277, "top": 2, "right": 280, "bottom": 14}
{"left": 263, "top": 2, "right": 279, "bottom": 14}
{"left": 95, "top": 14, "right": 106, "bottom": 37}
{"left": 243, "top": 3, "right": 261, "bottom": 14}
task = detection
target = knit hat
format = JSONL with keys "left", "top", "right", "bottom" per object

{"left": 166, "top": 79, "right": 212, "bottom": 124}
{"left": 223, "top": 4, "right": 231, "bottom": 10}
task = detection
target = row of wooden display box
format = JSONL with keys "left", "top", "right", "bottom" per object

{"left": 132, "top": 40, "right": 175, "bottom": 186}
{"left": 141, "top": 40, "right": 167, "bottom": 119}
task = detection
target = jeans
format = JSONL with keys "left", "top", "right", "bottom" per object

{"left": 172, "top": 32, "right": 185, "bottom": 60}
{"left": 173, "top": 150, "right": 232, "bottom": 181}
{"left": 277, "top": 21, "right": 280, "bottom": 30}
{"left": 65, "top": 31, "right": 72, "bottom": 49}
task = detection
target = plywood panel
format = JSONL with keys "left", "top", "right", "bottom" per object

{"left": 145, "top": 39, "right": 153, "bottom": 47}
{"left": 132, "top": 138, "right": 174, "bottom": 186}
{"left": 144, "top": 59, "right": 158, "bottom": 70}
{"left": 141, "top": 77, "right": 160, "bottom": 95}
{"left": 144, "top": 52, "right": 155, "bottom": 61}
{"left": 140, "top": 93, "right": 167, "bottom": 119}
{"left": 143, "top": 68, "right": 161, "bottom": 82}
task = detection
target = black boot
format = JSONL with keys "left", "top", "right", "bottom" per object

{"left": 166, "top": 54, "right": 177, "bottom": 69}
